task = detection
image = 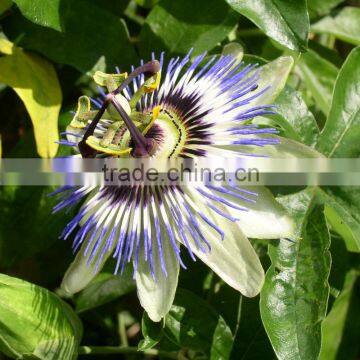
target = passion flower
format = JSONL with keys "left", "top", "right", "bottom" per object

{"left": 53, "top": 51, "right": 295, "bottom": 321}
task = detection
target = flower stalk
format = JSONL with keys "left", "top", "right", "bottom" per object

{"left": 78, "top": 345, "right": 178, "bottom": 359}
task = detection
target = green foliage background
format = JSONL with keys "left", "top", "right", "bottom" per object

{"left": 0, "top": 0, "right": 359, "bottom": 359}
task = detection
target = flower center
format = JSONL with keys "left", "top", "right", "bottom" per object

{"left": 78, "top": 61, "right": 161, "bottom": 158}
{"left": 145, "top": 108, "right": 188, "bottom": 158}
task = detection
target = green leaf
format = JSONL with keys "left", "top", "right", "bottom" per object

{"left": 318, "top": 187, "right": 360, "bottom": 253}
{"left": 312, "top": 7, "right": 360, "bottom": 46}
{"left": 139, "top": 0, "right": 238, "bottom": 56}
{"left": 91, "top": 0, "right": 130, "bottom": 15}
{"left": 0, "top": 186, "right": 72, "bottom": 268}
{"left": 320, "top": 270, "right": 360, "bottom": 360}
{"left": 307, "top": 0, "right": 344, "bottom": 17}
{"left": 136, "top": 0, "right": 159, "bottom": 9}
{"left": 316, "top": 47, "right": 360, "bottom": 157}
{"left": 12, "top": 0, "right": 62, "bottom": 31}
{"left": 0, "top": 38, "right": 61, "bottom": 158}
{"left": 12, "top": 0, "right": 131, "bottom": 31}
{"left": 230, "top": 295, "right": 274, "bottom": 359}
{"left": 0, "top": 273, "right": 82, "bottom": 359}
{"left": 75, "top": 270, "right": 135, "bottom": 313}
{"left": 308, "top": 40, "right": 343, "bottom": 68}
{"left": 298, "top": 49, "right": 338, "bottom": 116}
{"left": 265, "top": 85, "right": 319, "bottom": 146}
{"left": 2, "top": 0, "right": 137, "bottom": 73}
{"left": 138, "top": 313, "right": 163, "bottom": 351}
{"left": 260, "top": 188, "right": 331, "bottom": 360}
{"left": 0, "top": 0, "right": 12, "bottom": 14}
{"left": 164, "top": 288, "right": 233, "bottom": 360}
{"left": 226, "top": 0, "right": 309, "bottom": 51}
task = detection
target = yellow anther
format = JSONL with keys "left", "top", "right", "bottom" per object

{"left": 144, "top": 72, "right": 161, "bottom": 93}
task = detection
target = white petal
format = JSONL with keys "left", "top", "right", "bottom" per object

{"left": 61, "top": 241, "right": 109, "bottom": 295}
{"left": 61, "top": 225, "right": 116, "bottom": 295}
{"left": 182, "top": 188, "right": 264, "bottom": 297}
{"left": 192, "top": 226, "right": 264, "bottom": 297}
{"left": 222, "top": 42, "right": 244, "bottom": 64}
{"left": 135, "top": 230, "right": 179, "bottom": 322}
{"left": 253, "top": 56, "right": 294, "bottom": 107}
{"left": 217, "top": 135, "right": 325, "bottom": 158}
{"left": 232, "top": 186, "right": 295, "bottom": 239}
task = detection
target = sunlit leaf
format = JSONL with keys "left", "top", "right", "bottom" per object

{"left": 12, "top": 0, "right": 62, "bottom": 31}
{"left": 0, "top": 38, "right": 61, "bottom": 158}
{"left": 312, "top": 7, "right": 360, "bottom": 46}
{"left": 316, "top": 47, "right": 360, "bottom": 157}
{"left": 226, "top": 0, "right": 309, "bottom": 51}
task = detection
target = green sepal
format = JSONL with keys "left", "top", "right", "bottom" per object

{"left": 93, "top": 71, "right": 128, "bottom": 92}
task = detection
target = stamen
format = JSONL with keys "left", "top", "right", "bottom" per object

{"left": 78, "top": 60, "right": 160, "bottom": 158}
{"left": 111, "top": 95, "right": 158, "bottom": 157}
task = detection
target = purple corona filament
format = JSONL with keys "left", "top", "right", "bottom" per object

{"left": 54, "top": 50, "right": 280, "bottom": 279}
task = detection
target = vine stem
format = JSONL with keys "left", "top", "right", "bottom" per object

{"left": 78, "top": 345, "right": 178, "bottom": 359}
